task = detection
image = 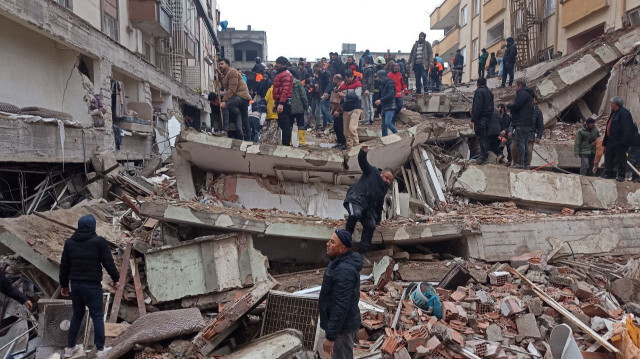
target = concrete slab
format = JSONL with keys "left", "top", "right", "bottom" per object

{"left": 172, "top": 147, "right": 197, "bottom": 200}
{"left": 224, "top": 329, "right": 304, "bottom": 359}
{"left": 448, "top": 164, "right": 640, "bottom": 209}
{"left": 464, "top": 213, "right": 640, "bottom": 261}
{"left": 139, "top": 199, "right": 462, "bottom": 246}
{"left": 145, "top": 233, "right": 268, "bottom": 302}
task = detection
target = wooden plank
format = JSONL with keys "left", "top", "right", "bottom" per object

{"left": 130, "top": 251, "right": 146, "bottom": 318}
{"left": 105, "top": 322, "right": 130, "bottom": 337}
{"left": 510, "top": 268, "right": 620, "bottom": 354}
{"left": 108, "top": 242, "right": 132, "bottom": 323}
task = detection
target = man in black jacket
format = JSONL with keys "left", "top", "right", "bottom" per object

{"left": 507, "top": 79, "right": 535, "bottom": 168}
{"left": 317, "top": 63, "right": 334, "bottom": 130}
{"left": 498, "top": 104, "right": 513, "bottom": 164}
{"left": 471, "top": 77, "right": 494, "bottom": 164}
{"left": 501, "top": 37, "right": 517, "bottom": 87}
{"left": 0, "top": 269, "right": 32, "bottom": 311}
{"left": 319, "top": 230, "right": 362, "bottom": 359}
{"left": 527, "top": 96, "right": 545, "bottom": 167}
{"left": 60, "top": 214, "right": 119, "bottom": 357}
{"left": 603, "top": 96, "right": 638, "bottom": 181}
{"left": 344, "top": 146, "right": 393, "bottom": 261}
{"left": 375, "top": 70, "right": 398, "bottom": 136}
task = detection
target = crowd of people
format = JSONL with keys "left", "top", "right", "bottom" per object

{"left": 471, "top": 77, "right": 639, "bottom": 181}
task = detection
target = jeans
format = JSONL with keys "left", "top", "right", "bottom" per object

{"left": 331, "top": 329, "right": 358, "bottom": 359}
{"left": 249, "top": 116, "right": 261, "bottom": 143}
{"left": 430, "top": 76, "right": 440, "bottom": 92}
{"left": 513, "top": 126, "right": 531, "bottom": 166}
{"left": 413, "top": 64, "right": 429, "bottom": 94}
{"left": 497, "top": 57, "right": 504, "bottom": 76}
{"left": 334, "top": 112, "right": 346, "bottom": 145}
{"left": 604, "top": 145, "right": 628, "bottom": 179}
{"left": 321, "top": 98, "right": 332, "bottom": 128}
{"left": 475, "top": 122, "right": 489, "bottom": 161}
{"left": 363, "top": 92, "right": 374, "bottom": 124}
{"left": 502, "top": 65, "right": 515, "bottom": 87}
{"left": 488, "top": 66, "right": 496, "bottom": 78}
{"left": 382, "top": 110, "right": 398, "bottom": 136}
{"left": 394, "top": 97, "right": 403, "bottom": 122}
{"left": 580, "top": 154, "right": 595, "bottom": 176}
{"left": 226, "top": 96, "right": 250, "bottom": 140}
{"left": 311, "top": 97, "right": 322, "bottom": 127}
{"left": 277, "top": 104, "right": 292, "bottom": 146}
{"left": 344, "top": 202, "right": 377, "bottom": 254}
{"left": 210, "top": 106, "right": 229, "bottom": 132}
{"left": 68, "top": 282, "right": 105, "bottom": 350}
{"left": 453, "top": 68, "right": 463, "bottom": 85}
{"left": 479, "top": 64, "right": 486, "bottom": 78}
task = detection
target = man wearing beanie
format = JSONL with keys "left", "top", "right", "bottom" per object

{"left": 60, "top": 214, "right": 119, "bottom": 357}
{"left": 273, "top": 56, "right": 294, "bottom": 146}
{"left": 319, "top": 230, "right": 363, "bottom": 359}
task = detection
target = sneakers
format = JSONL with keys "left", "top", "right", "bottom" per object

{"left": 64, "top": 345, "right": 84, "bottom": 358}
{"left": 97, "top": 347, "right": 112, "bottom": 358}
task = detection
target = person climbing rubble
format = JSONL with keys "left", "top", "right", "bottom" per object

{"left": 343, "top": 145, "right": 393, "bottom": 263}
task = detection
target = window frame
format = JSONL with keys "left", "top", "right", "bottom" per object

{"left": 473, "top": 38, "right": 479, "bottom": 59}
{"left": 474, "top": 0, "right": 480, "bottom": 17}
{"left": 461, "top": 5, "right": 468, "bottom": 27}
{"left": 234, "top": 49, "right": 243, "bottom": 62}
{"left": 544, "top": 0, "right": 556, "bottom": 18}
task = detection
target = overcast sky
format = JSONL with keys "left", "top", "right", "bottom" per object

{"left": 216, "top": 0, "right": 445, "bottom": 61}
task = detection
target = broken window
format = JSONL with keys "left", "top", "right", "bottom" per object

{"left": 101, "top": 0, "right": 119, "bottom": 41}
{"left": 544, "top": 0, "right": 556, "bottom": 17}
{"left": 473, "top": 38, "right": 479, "bottom": 59}
{"left": 54, "top": 0, "right": 73, "bottom": 10}
{"left": 461, "top": 6, "right": 468, "bottom": 26}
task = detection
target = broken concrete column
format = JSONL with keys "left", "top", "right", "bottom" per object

{"left": 171, "top": 147, "right": 197, "bottom": 200}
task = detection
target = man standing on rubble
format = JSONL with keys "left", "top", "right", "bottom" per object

{"left": 408, "top": 32, "right": 433, "bottom": 94}
{"left": 527, "top": 96, "right": 545, "bottom": 167}
{"left": 471, "top": 77, "right": 494, "bottom": 164}
{"left": 344, "top": 145, "right": 393, "bottom": 263}
{"left": 603, "top": 96, "right": 637, "bottom": 181}
{"left": 218, "top": 58, "right": 252, "bottom": 141}
{"left": 60, "top": 214, "right": 119, "bottom": 357}
{"left": 501, "top": 37, "right": 517, "bottom": 87}
{"left": 507, "top": 79, "right": 535, "bottom": 169}
{"left": 319, "top": 230, "right": 362, "bottom": 359}
{"left": 273, "top": 56, "right": 294, "bottom": 146}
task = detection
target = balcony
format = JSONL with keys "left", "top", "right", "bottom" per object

{"left": 483, "top": 0, "right": 505, "bottom": 22}
{"left": 129, "top": 0, "right": 172, "bottom": 37}
{"left": 430, "top": 0, "right": 460, "bottom": 30}
{"left": 561, "top": 0, "right": 608, "bottom": 28}
{"left": 435, "top": 26, "right": 460, "bottom": 56}
{"left": 485, "top": 37, "right": 503, "bottom": 55}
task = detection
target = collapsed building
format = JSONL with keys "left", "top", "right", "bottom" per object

{"left": 2, "top": 3, "right": 640, "bottom": 358}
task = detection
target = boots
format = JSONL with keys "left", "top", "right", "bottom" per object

{"left": 298, "top": 130, "right": 307, "bottom": 146}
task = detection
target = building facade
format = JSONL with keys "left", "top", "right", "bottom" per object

{"left": 0, "top": 0, "right": 219, "bottom": 164}
{"left": 430, "top": 0, "right": 640, "bottom": 84}
{"left": 218, "top": 26, "right": 268, "bottom": 84}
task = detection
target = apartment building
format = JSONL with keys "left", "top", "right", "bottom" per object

{"left": 430, "top": 0, "right": 640, "bottom": 84}
{"left": 0, "top": 0, "right": 220, "bottom": 164}
{"left": 218, "top": 26, "right": 268, "bottom": 86}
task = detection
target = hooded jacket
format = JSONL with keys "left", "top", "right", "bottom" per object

{"left": 376, "top": 71, "right": 396, "bottom": 112}
{"left": 59, "top": 215, "right": 119, "bottom": 287}
{"left": 508, "top": 87, "right": 535, "bottom": 127}
{"left": 479, "top": 51, "right": 489, "bottom": 66}
{"left": 504, "top": 38, "right": 518, "bottom": 67}
{"left": 575, "top": 126, "right": 600, "bottom": 155}
{"left": 344, "top": 149, "right": 389, "bottom": 223}
{"left": 318, "top": 251, "right": 363, "bottom": 341}
{"left": 471, "top": 86, "right": 494, "bottom": 127}
{"left": 291, "top": 79, "right": 309, "bottom": 114}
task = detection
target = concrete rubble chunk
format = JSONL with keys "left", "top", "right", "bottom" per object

{"left": 516, "top": 313, "right": 542, "bottom": 338}
{"left": 144, "top": 233, "right": 268, "bottom": 302}
{"left": 222, "top": 329, "right": 304, "bottom": 359}
{"left": 373, "top": 256, "right": 394, "bottom": 289}
{"left": 102, "top": 308, "right": 205, "bottom": 359}
{"left": 171, "top": 147, "right": 197, "bottom": 200}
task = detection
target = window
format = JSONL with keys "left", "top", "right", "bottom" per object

{"left": 461, "top": 6, "right": 468, "bottom": 26}
{"left": 629, "top": 8, "right": 640, "bottom": 26}
{"left": 101, "top": 0, "right": 119, "bottom": 41}
{"left": 473, "top": 39, "right": 479, "bottom": 59}
{"left": 55, "top": 0, "right": 73, "bottom": 10}
{"left": 487, "top": 21, "right": 504, "bottom": 46}
{"left": 545, "top": 0, "right": 556, "bottom": 17}
{"left": 234, "top": 49, "right": 243, "bottom": 62}
{"left": 144, "top": 43, "right": 151, "bottom": 62}
{"left": 474, "top": 0, "right": 480, "bottom": 16}
{"left": 460, "top": 46, "right": 467, "bottom": 66}
{"left": 246, "top": 50, "right": 258, "bottom": 62}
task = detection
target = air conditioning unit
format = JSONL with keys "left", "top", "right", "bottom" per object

{"left": 40, "top": 300, "right": 93, "bottom": 347}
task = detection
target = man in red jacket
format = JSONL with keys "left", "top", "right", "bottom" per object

{"left": 273, "top": 56, "right": 294, "bottom": 146}
{"left": 387, "top": 64, "right": 407, "bottom": 123}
